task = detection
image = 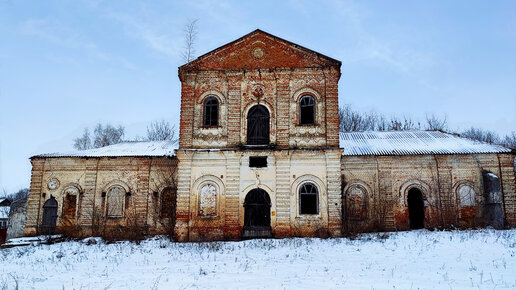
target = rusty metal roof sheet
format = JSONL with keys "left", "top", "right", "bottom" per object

{"left": 33, "top": 140, "right": 178, "bottom": 158}
{"left": 339, "top": 131, "right": 511, "bottom": 156}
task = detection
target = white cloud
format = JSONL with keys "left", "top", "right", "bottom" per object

{"left": 19, "top": 18, "right": 136, "bottom": 70}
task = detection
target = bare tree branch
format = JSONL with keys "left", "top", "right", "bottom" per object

{"left": 146, "top": 120, "right": 178, "bottom": 142}
{"left": 182, "top": 19, "right": 199, "bottom": 63}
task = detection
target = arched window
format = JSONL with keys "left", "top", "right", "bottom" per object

{"left": 198, "top": 183, "right": 217, "bottom": 217}
{"left": 107, "top": 186, "right": 125, "bottom": 218}
{"left": 203, "top": 96, "right": 219, "bottom": 127}
{"left": 63, "top": 187, "right": 79, "bottom": 221}
{"left": 299, "top": 95, "right": 315, "bottom": 125}
{"left": 458, "top": 185, "right": 475, "bottom": 207}
{"left": 346, "top": 186, "right": 367, "bottom": 220}
{"left": 299, "top": 182, "right": 318, "bottom": 214}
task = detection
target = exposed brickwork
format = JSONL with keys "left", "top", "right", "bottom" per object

{"left": 341, "top": 153, "right": 516, "bottom": 231}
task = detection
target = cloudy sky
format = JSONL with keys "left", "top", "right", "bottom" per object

{"left": 0, "top": 0, "right": 515, "bottom": 193}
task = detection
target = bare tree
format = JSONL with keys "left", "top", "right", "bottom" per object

{"left": 502, "top": 132, "right": 516, "bottom": 149}
{"left": 182, "top": 19, "right": 199, "bottom": 63}
{"left": 425, "top": 114, "right": 448, "bottom": 131}
{"left": 74, "top": 123, "right": 125, "bottom": 150}
{"left": 73, "top": 128, "right": 92, "bottom": 150}
{"left": 146, "top": 120, "right": 178, "bottom": 142}
{"left": 461, "top": 127, "right": 500, "bottom": 144}
{"left": 93, "top": 124, "right": 125, "bottom": 148}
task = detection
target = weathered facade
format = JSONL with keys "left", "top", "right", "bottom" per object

{"left": 24, "top": 30, "right": 516, "bottom": 241}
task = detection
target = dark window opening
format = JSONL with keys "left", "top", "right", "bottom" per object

{"left": 407, "top": 188, "right": 424, "bottom": 229}
{"left": 300, "top": 183, "right": 318, "bottom": 214}
{"left": 299, "top": 95, "right": 315, "bottom": 125}
{"left": 249, "top": 156, "right": 267, "bottom": 168}
{"left": 203, "top": 96, "right": 219, "bottom": 127}
{"left": 247, "top": 105, "right": 270, "bottom": 145}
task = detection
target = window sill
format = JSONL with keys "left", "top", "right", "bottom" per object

{"left": 295, "top": 215, "right": 321, "bottom": 221}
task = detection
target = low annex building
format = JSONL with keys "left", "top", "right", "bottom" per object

{"left": 24, "top": 30, "right": 516, "bottom": 241}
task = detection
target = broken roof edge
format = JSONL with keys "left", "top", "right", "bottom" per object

{"left": 179, "top": 29, "right": 342, "bottom": 70}
{"left": 31, "top": 140, "right": 179, "bottom": 159}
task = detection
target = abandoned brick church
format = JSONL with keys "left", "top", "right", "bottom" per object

{"left": 25, "top": 30, "right": 516, "bottom": 241}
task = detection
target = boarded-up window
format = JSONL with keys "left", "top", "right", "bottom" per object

{"left": 346, "top": 186, "right": 367, "bottom": 220}
{"left": 161, "top": 187, "right": 176, "bottom": 219}
{"left": 107, "top": 186, "right": 125, "bottom": 217}
{"left": 458, "top": 185, "right": 475, "bottom": 207}
{"left": 199, "top": 184, "right": 217, "bottom": 217}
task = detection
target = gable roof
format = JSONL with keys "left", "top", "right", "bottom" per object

{"left": 179, "top": 29, "right": 341, "bottom": 74}
{"left": 339, "top": 131, "right": 512, "bottom": 156}
{"left": 32, "top": 140, "right": 178, "bottom": 158}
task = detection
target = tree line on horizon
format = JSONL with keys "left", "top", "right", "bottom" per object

{"left": 338, "top": 104, "right": 516, "bottom": 149}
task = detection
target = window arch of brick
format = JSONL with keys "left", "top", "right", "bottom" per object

{"left": 299, "top": 182, "right": 319, "bottom": 215}
{"left": 299, "top": 95, "right": 316, "bottom": 125}
{"left": 61, "top": 184, "right": 82, "bottom": 222}
{"left": 102, "top": 181, "right": 131, "bottom": 218}
{"left": 203, "top": 96, "right": 219, "bottom": 127}
{"left": 344, "top": 183, "right": 368, "bottom": 220}
{"left": 292, "top": 174, "right": 325, "bottom": 217}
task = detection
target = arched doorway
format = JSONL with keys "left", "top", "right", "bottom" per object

{"left": 246, "top": 105, "right": 270, "bottom": 145}
{"left": 242, "top": 188, "right": 272, "bottom": 238}
{"left": 42, "top": 196, "right": 58, "bottom": 235}
{"left": 407, "top": 188, "right": 424, "bottom": 229}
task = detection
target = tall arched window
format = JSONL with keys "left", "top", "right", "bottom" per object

{"left": 346, "top": 185, "right": 367, "bottom": 220}
{"left": 203, "top": 96, "right": 219, "bottom": 127}
{"left": 299, "top": 95, "right": 315, "bottom": 125}
{"left": 458, "top": 184, "right": 475, "bottom": 207}
{"left": 107, "top": 186, "right": 125, "bottom": 218}
{"left": 299, "top": 182, "right": 318, "bottom": 214}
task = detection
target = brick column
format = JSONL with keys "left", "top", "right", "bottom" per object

{"left": 179, "top": 76, "right": 196, "bottom": 149}
{"left": 226, "top": 72, "right": 243, "bottom": 146}
{"left": 174, "top": 150, "right": 192, "bottom": 241}
{"left": 24, "top": 158, "right": 45, "bottom": 236}
{"left": 325, "top": 69, "right": 340, "bottom": 147}
{"left": 326, "top": 149, "right": 343, "bottom": 237}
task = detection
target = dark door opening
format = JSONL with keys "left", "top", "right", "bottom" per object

{"left": 42, "top": 196, "right": 58, "bottom": 235}
{"left": 482, "top": 171, "right": 504, "bottom": 229}
{"left": 243, "top": 188, "right": 272, "bottom": 238}
{"left": 407, "top": 188, "right": 425, "bottom": 229}
{"left": 246, "top": 105, "right": 270, "bottom": 145}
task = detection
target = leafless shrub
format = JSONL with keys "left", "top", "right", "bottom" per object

{"left": 425, "top": 114, "right": 448, "bottom": 131}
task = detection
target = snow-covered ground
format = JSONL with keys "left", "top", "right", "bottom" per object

{"left": 1, "top": 229, "right": 515, "bottom": 289}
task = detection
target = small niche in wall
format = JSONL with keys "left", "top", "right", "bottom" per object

{"left": 249, "top": 156, "right": 267, "bottom": 168}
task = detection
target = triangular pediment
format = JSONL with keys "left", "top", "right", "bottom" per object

{"left": 179, "top": 29, "right": 341, "bottom": 73}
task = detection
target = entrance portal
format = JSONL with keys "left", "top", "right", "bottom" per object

{"left": 407, "top": 188, "right": 424, "bottom": 229}
{"left": 242, "top": 188, "right": 272, "bottom": 238}
{"left": 42, "top": 196, "right": 58, "bottom": 235}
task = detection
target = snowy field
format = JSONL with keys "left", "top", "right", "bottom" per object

{"left": 1, "top": 229, "right": 515, "bottom": 289}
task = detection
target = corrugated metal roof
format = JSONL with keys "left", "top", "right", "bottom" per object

{"left": 339, "top": 131, "right": 512, "bottom": 156}
{"left": 33, "top": 140, "right": 178, "bottom": 158}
